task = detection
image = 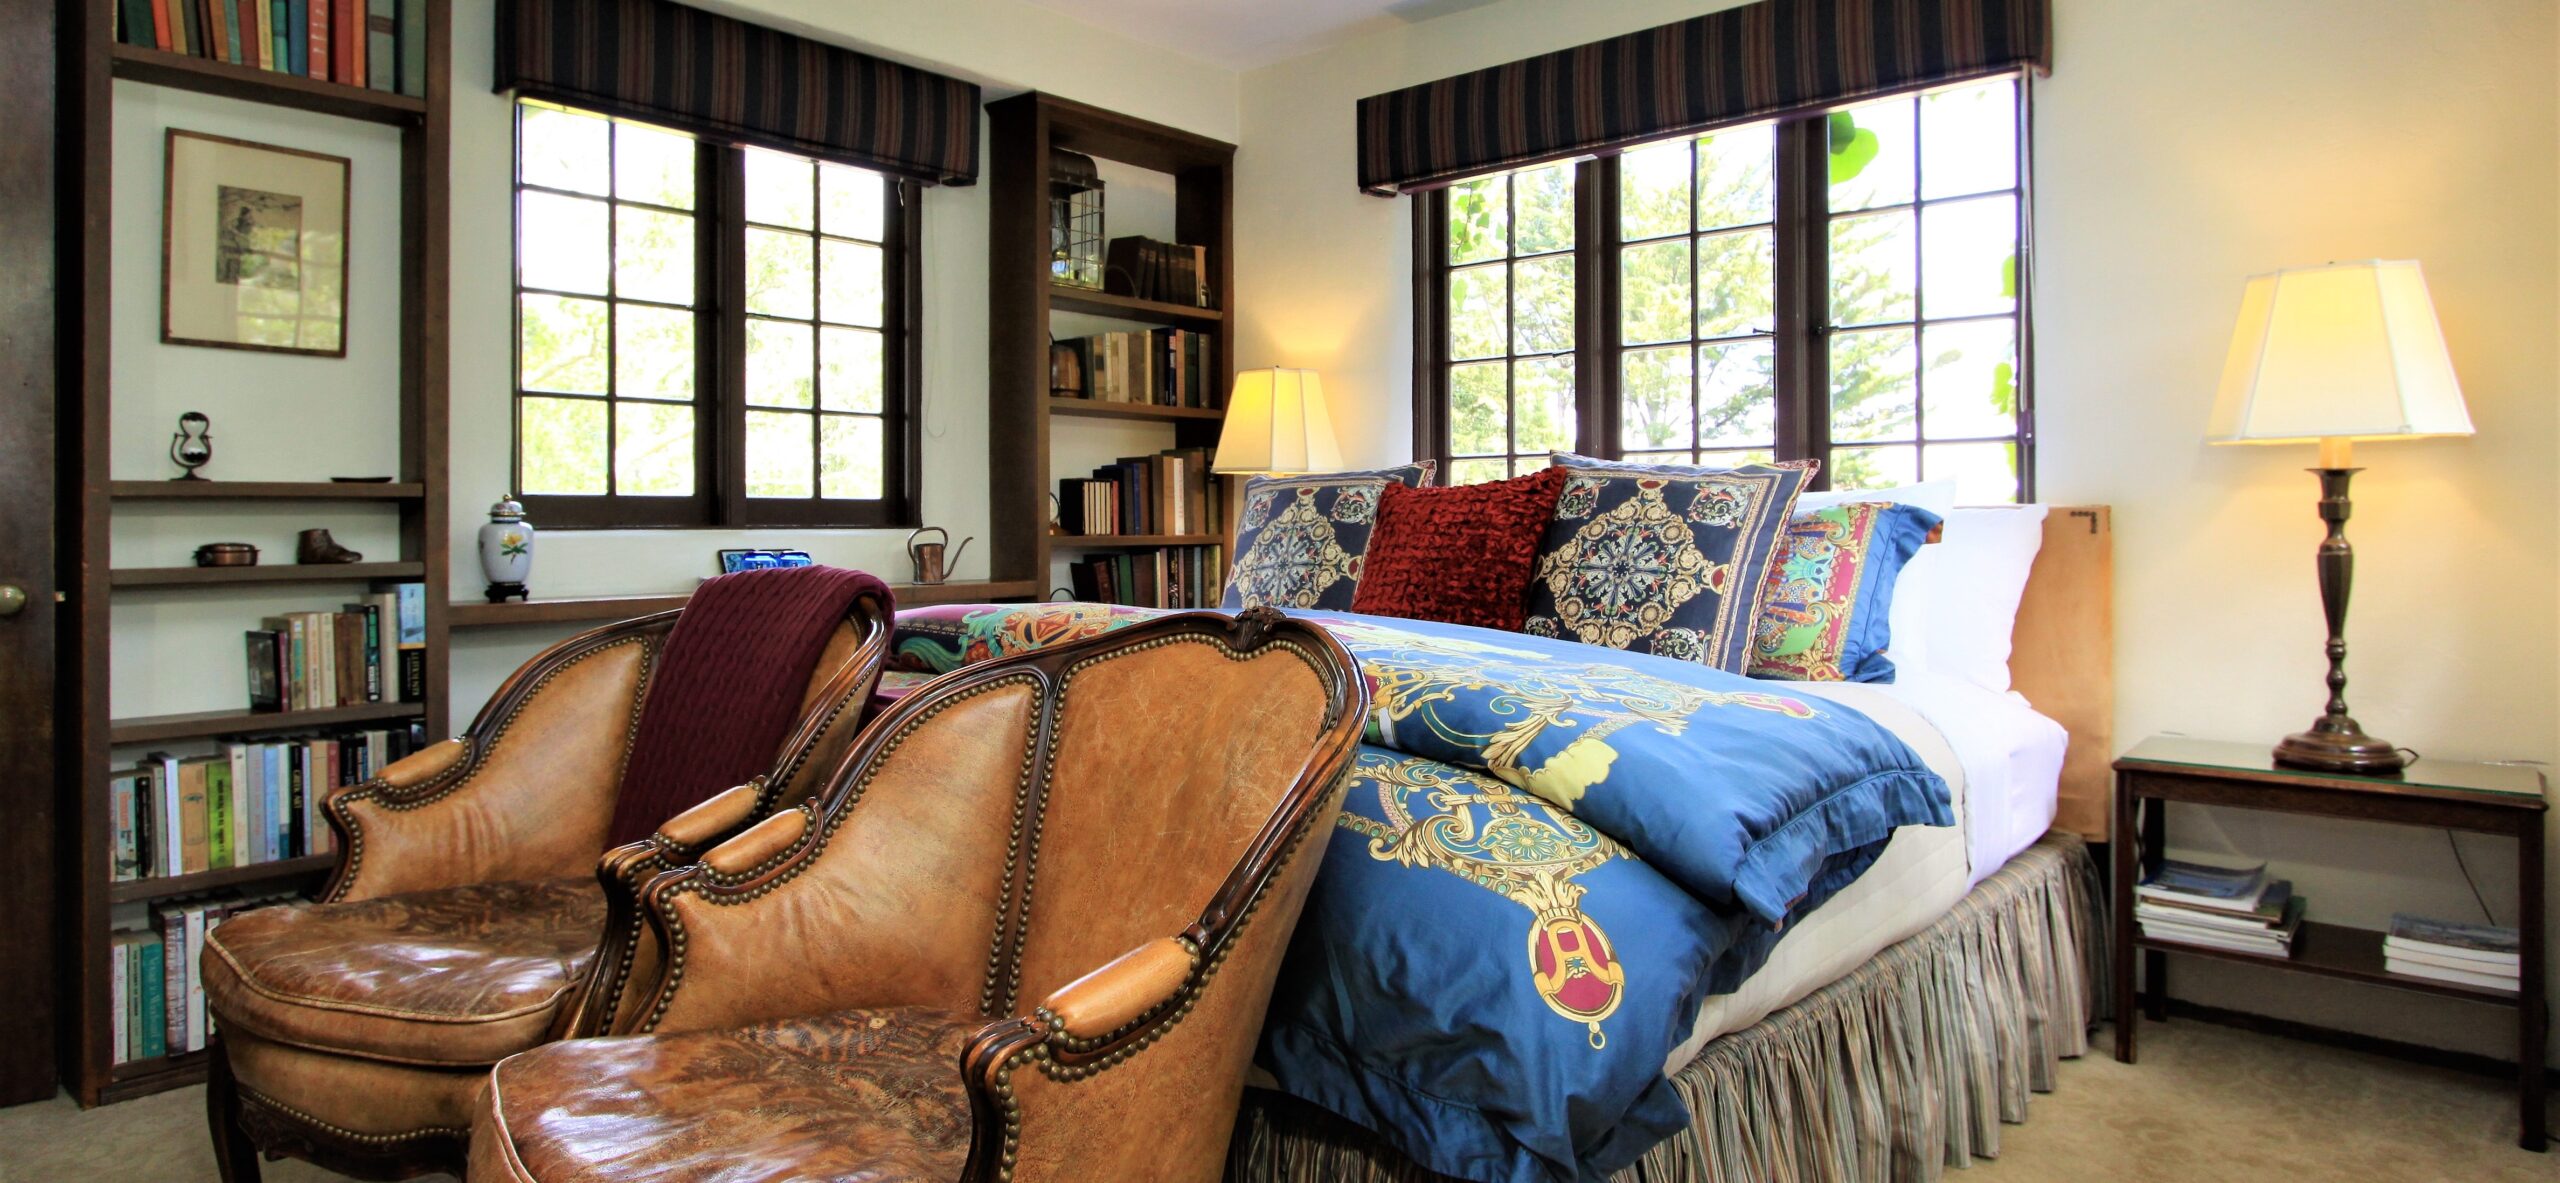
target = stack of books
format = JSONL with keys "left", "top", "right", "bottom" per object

{"left": 1065, "top": 546, "right": 1225, "bottom": 610}
{"left": 108, "top": 889, "right": 299, "bottom": 1065}
{"left": 113, "top": 0, "right": 429, "bottom": 98}
{"left": 1058, "top": 448, "right": 1224, "bottom": 538}
{"left": 1053, "top": 328, "right": 1217, "bottom": 408}
{"left": 2135, "top": 858, "right": 2304, "bottom": 957}
{"left": 2383, "top": 914, "right": 2520, "bottom": 993}
{"left": 246, "top": 584, "right": 427, "bottom": 712}
{"left": 109, "top": 729, "right": 416, "bottom": 882}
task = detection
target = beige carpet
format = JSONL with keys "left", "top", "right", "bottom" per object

{"left": 0, "top": 1021, "right": 2549, "bottom": 1182}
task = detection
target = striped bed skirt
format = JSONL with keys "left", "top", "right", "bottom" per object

{"left": 1225, "top": 832, "right": 2108, "bottom": 1183}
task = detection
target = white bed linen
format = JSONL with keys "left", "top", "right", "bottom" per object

{"left": 1663, "top": 674, "right": 2066, "bottom": 1069}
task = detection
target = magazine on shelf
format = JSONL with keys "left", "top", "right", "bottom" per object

{"left": 2140, "top": 895, "right": 2303, "bottom": 956}
{"left": 2384, "top": 914, "right": 2520, "bottom": 966}
{"left": 2136, "top": 858, "right": 2269, "bottom": 913}
{"left": 2135, "top": 879, "right": 2292, "bottom": 931}
{"left": 2384, "top": 944, "right": 2519, "bottom": 978}
{"left": 2384, "top": 957, "right": 2519, "bottom": 992}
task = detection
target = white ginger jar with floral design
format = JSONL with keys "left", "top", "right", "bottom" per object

{"left": 479, "top": 495, "right": 536, "bottom": 602}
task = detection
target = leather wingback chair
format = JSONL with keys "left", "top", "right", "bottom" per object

{"left": 467, "top": 606, "right": 1365, "bottom": 1183}
{"left": 201, "top": 592, "right": 893, "bottom": 1182}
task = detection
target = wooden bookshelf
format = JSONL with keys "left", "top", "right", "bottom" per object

{"left": 987, "top": 93, "right": 1236, "bottom": 604}
{"left": 109, "top": 702, "right": 426, "bottom": 746}
{"left": 1053, "top": 534, "right": 1222, "bottom": 548}
{"left": 110, "top": 480, "right": 424, "bottom": 501}
{"left": 110, "top": 561, "right": 426, "bottom": 587}
{"left": 61, "top": 0, "right": 456, "bottom": 1108}
{"left": 1046, "top": 398, "right": 1226, "bottom": 423}
{"left": 108, "top": 43, "right": 426, "bottom": 126}
{"left": 446, "top": 580, "right": 1047, "bottom": 629}
{"left": 1049, "top": 285, "right": 1223, "bottom": 327}
{"left": 108, "top": 854, "right": 338, "bottom": 905}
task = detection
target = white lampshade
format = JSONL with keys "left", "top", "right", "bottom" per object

{"left": 2206, "top": 259, "right": 2472, "bottom": 446}
{"left": 1214, "top": 368, "right": 1343, "bottom": 475}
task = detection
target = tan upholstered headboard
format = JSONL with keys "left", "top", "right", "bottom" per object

{"left": 2006, "top": 505, "right": 2115, "bottom": 841}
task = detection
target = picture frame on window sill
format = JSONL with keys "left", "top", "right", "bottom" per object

{"left": 161, "top": 129, "right": 352, "bottom": 358}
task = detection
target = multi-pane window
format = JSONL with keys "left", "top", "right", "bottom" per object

{"left": 1421, "top": 76, "right": 2030, "bottom": 503}
{"left": 1616, "top": 123, "right": 1778, "bottom": 469}
{"left": 1440, "top": 162, "right": 1577, "bottom": 487}
{"left": 512, "top": 100, "right": 918, "bottom": 528}
{"left": 1821, "top": 79, "right": 2025, "bottom": 501}
{"left": 741, "top": 149, "right": 890, "bottom": 502}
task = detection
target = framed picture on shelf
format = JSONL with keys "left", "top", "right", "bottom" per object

{"left": 161, "top": 129, "right": 352, "bottom": 357}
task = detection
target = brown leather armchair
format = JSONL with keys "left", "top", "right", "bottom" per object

{"left": 466, "top": 606, "right": 1365, "bottom": 1183}
{"left": 201, "top": 592, "right": 893, "bottom": 1182}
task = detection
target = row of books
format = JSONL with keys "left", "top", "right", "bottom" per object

{"left": 2135, "top": 859, "right": 2303, "bottom": 957}
{"left": 113, "top": 0, "right": 427, "bottom": 98}
{"left": 2384, "top": 914, "right": 2521, "bottom": 993}
{"left": 1101, "top": 236, "right": 1212, "bottom": 308}
{"left": 1058, "top": 448, "right": 1225, "bottom": 538}
{"left": 109, "top": 729, "right": 416, "bottom": 881}
{"left": 248, "top": 583, "right": 426, "bottom": 712}
{"left": 1066, "top": 546, "right": 1225, "bottom": 610}
{"left": 1054, "top": 328, "right": 1218, "bottom": 409}
{"left": 109, "top": 890, "right": 297, "bottom": 1065}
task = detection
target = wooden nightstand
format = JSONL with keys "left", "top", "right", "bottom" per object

{"left": 2111, "top": 735, "right": 2548, "bottom": 1151}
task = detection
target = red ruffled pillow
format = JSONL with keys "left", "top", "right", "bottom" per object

{"left": 1351, "top": 466, "right": 1567, "bottom": 631}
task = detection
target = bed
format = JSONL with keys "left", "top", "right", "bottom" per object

{"left": 882, "top": 504, "right": 2114, "bottom": 1183}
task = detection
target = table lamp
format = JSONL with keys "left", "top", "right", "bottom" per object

{"left": 1214, "top": 368, "right": 1342, "bottom": 475}
{"left": 2206, "top": 259, "right": 2473, "bottom": 774}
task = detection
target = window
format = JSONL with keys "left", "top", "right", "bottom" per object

{"left": 513, "top": 100, "right": 920, "bottom": 527}
{"left": 1419, "top": 76, "right": 2030, "bottom": 503}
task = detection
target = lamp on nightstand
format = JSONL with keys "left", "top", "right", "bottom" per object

{"left": 1213, "top": 367, "right": 1343, "bottom": 476}
{"left": 2207, "top": 259, "right": 2474, "bottom": 774}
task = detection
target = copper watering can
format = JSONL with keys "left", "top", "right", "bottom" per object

{"left": 905, "top": 526, "right": 972, "bottom": 585}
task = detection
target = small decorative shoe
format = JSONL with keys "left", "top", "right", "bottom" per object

{"left": 297, "top": 528, "right": 363, "bottom": 565}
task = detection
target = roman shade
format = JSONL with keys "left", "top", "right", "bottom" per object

{"left": 1355, "top": 0, "right": 2050, "bottom": 196}
{"left": 496, "top": 0, "right": 980, "bottom": 186}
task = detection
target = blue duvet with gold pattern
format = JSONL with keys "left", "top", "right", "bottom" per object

{"left": 887, "top": 604, "right": 1951, "bottom": 1183}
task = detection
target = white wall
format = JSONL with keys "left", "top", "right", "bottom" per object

{"left": 107, "top": 85, "right": 410, "bottom": 723}
{"left": 439, "top": 0, "right": 1239, "bottom": 712}
{"left": 1232, "top": 0, "right": 2560, "bottom": 1065}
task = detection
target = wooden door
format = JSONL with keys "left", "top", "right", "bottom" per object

{"left": 0, "top": 0, "right": 63, "bottom": 1107}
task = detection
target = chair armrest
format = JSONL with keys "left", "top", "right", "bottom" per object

{"left": 324, "top": 625, "right": 660, "bottom": 902}
{"left": 1038, "top": 938, "right": 1196, "bottom": 1043}
{"left": 553, "top": 780, "right": 782, "bottom": 1039}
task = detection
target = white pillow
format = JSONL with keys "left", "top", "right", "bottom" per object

{"left": 1925, "top": 505, "right": 2048, "bottom": 693}
{"left": 1795, "top": 481, "right": 1958, "bottom": 676}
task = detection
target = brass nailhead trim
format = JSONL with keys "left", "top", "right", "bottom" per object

{"left": 329, "top": 636, "right": 656, "bottom": 902}
{"left": 236, "top": 1081, "right": 468, "bottom": 1146}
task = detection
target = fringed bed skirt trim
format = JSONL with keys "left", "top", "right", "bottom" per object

{"left": 1227, "top": 833, "right": 2108, "bottom": 1183}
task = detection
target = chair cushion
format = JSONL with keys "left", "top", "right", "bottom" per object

{"left": 476, "top": 1007, "right": 975, "bottom": 1183}
{"left": 203, "top": 877, "right": 607, "bottom": 1067}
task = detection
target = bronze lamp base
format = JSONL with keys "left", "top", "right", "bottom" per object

{"left": 2270, "top": 465, "right": 2407, "bottom": 777}
{"left": 2273, "top": 718, "right": 2406, "bottom": 774}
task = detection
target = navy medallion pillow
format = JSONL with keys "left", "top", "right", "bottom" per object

{"left": 1523, "top": 454, "right": 1814, "bottom": 671}
{"left": 1221, "top": 462, "right": 1436, "bottom": 610}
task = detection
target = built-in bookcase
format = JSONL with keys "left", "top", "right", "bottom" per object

{"left": 984, "top": 93, "right": 1238, "bottom": 602}
{"left": 60, "top": 0, "right": 453, "bottom": 1107}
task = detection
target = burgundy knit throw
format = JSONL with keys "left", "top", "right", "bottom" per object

{"left": 603, "top": 566, "right": 892, "bottom": 847}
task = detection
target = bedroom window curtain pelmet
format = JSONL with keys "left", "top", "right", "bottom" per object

{"left": 1355, "top": 0, "right": 2049, "bottom": 196}
{"left": 495, "top": 0, "right": 981, "bottom": 186}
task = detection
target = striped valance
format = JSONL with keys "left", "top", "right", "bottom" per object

{"left": 496, "top": 0, "right": 980, "bottom": 186}
{"left": 1355, "top": 0, "right": 2050, "bottom": 196}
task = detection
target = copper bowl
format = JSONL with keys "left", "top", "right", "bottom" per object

{"left": 194, "top": 542, "right": 259, "bottom": 567}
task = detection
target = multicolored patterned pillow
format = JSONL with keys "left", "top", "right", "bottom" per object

{"left": 1220, "top": 462, "right": 1436, "bottom": 610}
{"left": 1522, "top": 454, "right": 1814, "bottom": 671}
{"left": 1748, "top": 501, "right": 1942, "bottom": 683}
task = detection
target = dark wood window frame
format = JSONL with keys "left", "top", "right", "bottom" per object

{"left": 1414, "top": 77, "right": 2035, "bottom": 501}
{"left": 512, "top": 98, "right": 925, "bottom": 530}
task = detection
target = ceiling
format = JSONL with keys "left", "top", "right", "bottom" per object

{"left": 1020, "top": 0, "right": 1505, "bottom": 69}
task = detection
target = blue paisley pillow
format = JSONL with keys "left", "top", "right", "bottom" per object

{"left": 1221, "top": 463, "right": 1436, "bottom": 610}
{"left": 1522, "top": 454, "right": 1814, "bottom": 672}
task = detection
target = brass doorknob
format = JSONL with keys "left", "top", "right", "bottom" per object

{"left": 0, "top": 585, "right": 25, "bottom": 617}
